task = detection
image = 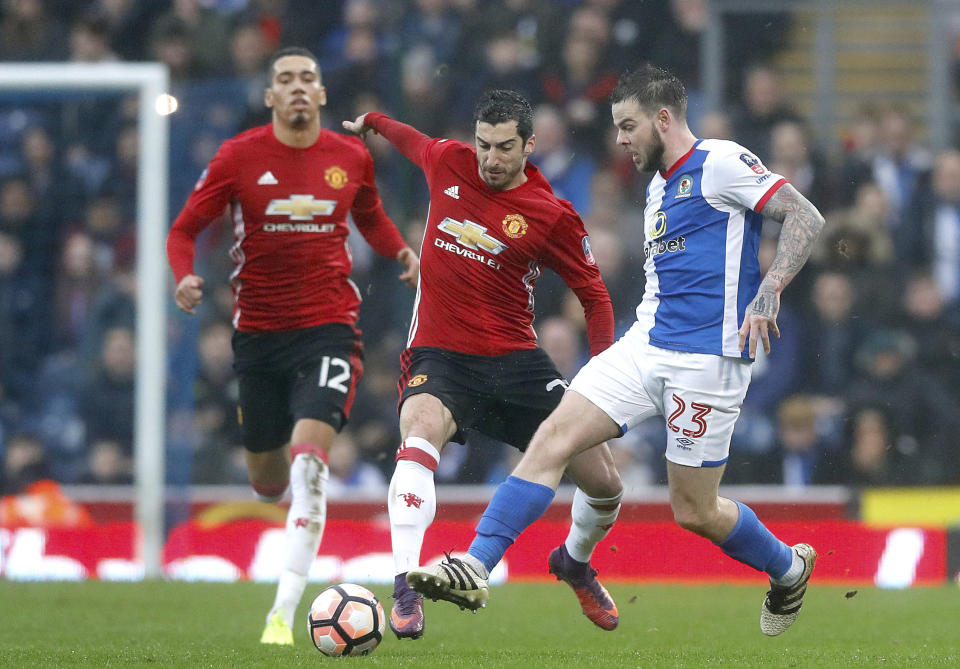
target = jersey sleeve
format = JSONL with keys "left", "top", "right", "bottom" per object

{"left": 166, "top": 141, "right": 235, "bottom": 282}
{"left": 541, "top": 210, "right": 615, "bottom": 355}
{"left": 705, "top": 144, "right": 788, "bottom": 213}
{"left": 350, "top": 144, "right": 408, "bottom": 259}
{"left": 364, "top": 112, "right": 451, "bottom": 176}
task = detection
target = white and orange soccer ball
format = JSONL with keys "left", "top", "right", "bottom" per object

{"left": 307, "top": 583, "right": 385, "bottom": 657}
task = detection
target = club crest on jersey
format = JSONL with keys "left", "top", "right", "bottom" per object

{"left": 266, "top": 195, "right": 337, "bottom": 219}
{"left": 324, "top": 166, "right": 348, "bottom": 189}
{"left": 581, "top": 235, "right": 596, "bottom": 265}
{"left": 739, "top": 153, "right": 766, "bottom": 175}
{"left": 501, "top": 213, "right": 528, "bottom": 238}
{"left": 407, "top": 374, "right": 428, "bottom": 387}
{"left": 675, "top": 174, "right": 693, "bottom": 199}
{"left": 648, "top": 210, "right": 667, "bottom": 239}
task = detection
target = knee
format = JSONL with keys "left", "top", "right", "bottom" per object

{"left": 671, "top": 503, "right": 715, "bottom": 537}
{"left": 249, "top": 472, "right": 288, "bottom": 502}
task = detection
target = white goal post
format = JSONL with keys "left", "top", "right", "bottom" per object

{"left": 0, "top": 63, "right": 170, "bottom": 578}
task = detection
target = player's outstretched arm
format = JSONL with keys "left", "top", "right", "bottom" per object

{"left": 342, "top": 113, "right": 374, "bottom": 138}
{"left": 739, "top": 183, "right": 825, "bottom": 357}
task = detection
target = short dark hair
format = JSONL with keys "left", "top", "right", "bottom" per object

{"left": 473, "top": 89, "right": 534, "bottom": 143}
{"left": 267, "top": 46, "right": 321, "bottom": 81}
{"left": 610, "top": 64, "right": 687, "bottom": 119}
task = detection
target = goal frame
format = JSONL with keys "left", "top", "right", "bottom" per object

{"left": 0, "top": 63, "right": 170, "bottom": 578}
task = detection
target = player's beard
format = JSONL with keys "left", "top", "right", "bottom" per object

{"left": 640, "top": 126, "right": 666, "bottom": 172}
{"left": 290, "top": 110, "right": 310, "bottom": 128}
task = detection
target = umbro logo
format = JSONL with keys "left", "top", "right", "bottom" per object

{"left": 444, "top": 185, "right": 460, "bottom": 199}
{"left": 257, "top": 171, "right": 278, "bottom": 185}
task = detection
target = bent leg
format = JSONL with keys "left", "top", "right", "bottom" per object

{"left": 667, "top": 461, "right": 793, "bottom": 576}
{"left": 468, "top": 391, "right": 621, "bottom": 572}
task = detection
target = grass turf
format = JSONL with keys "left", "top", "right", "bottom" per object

{"left": 0, "top": 581, "right": 957, "bottom": 667}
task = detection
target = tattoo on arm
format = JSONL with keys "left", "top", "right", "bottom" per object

{"left": 759, "top": 183, "right": 826, "bottom": 293}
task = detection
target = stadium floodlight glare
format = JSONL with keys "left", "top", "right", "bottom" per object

{"left": 0, "top": 62, "right": 170, "bottom": 578}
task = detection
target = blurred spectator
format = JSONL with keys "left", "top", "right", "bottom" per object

{"left": 326, "top": 429, "right": 387, "bottom": 496}
{"left": 540, "top": 9, "right": 619, "bottom": 152}
{"left": 901, "top": 149, "right": 960, "bottom": 302}
{"left": 0, "top": 230, "right": 50, "bottom": 413}
{"left": 452, "top": 29, "right": 543, "bottom": 126}
{"left": 896, "top": 271, "right": 960, "bottom": 395}
{"left": 191, "top": 321, "right": 245, "bottom": 484}
{"left": 0, "top": 0, "right": 68, "bottom": 61}
{"left": 867, "top": 106, "right": 931, "bottom": 231}
{"left": 399, "top": 0, "right": 462, "bottom": 65}
{"left": 1, "top": 431, "right": 49, "bottom": 494}
{"left": 20, "top": 125, "right": 83, "bottom": 222}
{"left": 69, "top": 11, "right": 119, "bottom": 63}
{"left": 799, "top": 270, "right": 861, "bottom": 398}
{"left": 648, "top": 0, "right": 709, "bottom": 89}
{"left": 151, "top": 0, "right": 231, "bottom": 77}
{"left": 729, "top": 64, "right": 800, "bottom": 161}
{"left": 530, "top": 104, "right": 596, "bottom": 215}
{"left": 768, "top": 396, "right": 835, "bottom": 486}
{"left": 80, "top": 438, "right": 132, "bottom": 485}
{"left": 816, "top": 182, "right": 893, "bottom": 270}
{"left": 833, "top": 102, "right": 883, "bottom": 209}
{"left": 52, "top": 230, "right": 102, "bottom": 353}
{"left": 0, "top": 174, "right": 57, "bottom": 269}
{"left": 768, "top": 120, "right": 828, "bottom": 207}
{"left": 697, "top": 110, "right": 733, "bottom": 140}
{"left": 843, "top": 407, "right": 902, "bottom": 486}
{"left": 79, "top": 325, "right": 136, "bottom": 458}
{"left": 846, "top": 329, "right": 960, "bottom": 484}
{"left": 537, "top": 315, "right": 584, "bottom": 380}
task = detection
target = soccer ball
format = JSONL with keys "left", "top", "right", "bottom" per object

{"left": 307, "top": 583, "right": 385, "bottom": 657}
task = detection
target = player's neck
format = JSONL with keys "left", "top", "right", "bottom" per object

{"left": 273, "top": 118, "right": 321, "bottom": 149}
{"left": 662, "top": 128, "right": 699, "bottom": 173}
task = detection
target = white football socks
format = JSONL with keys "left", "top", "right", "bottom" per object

{"left": 770, "top": 548, "right": 804, "bottom": 586}
{"left": 563, "top": 488, "right": 622, "bottom": 563}
{"left": 268, "top": 452, "right": 328, "bottom": 627}
{"left": 388, "top": 438, "right": 439, "bottom": 575}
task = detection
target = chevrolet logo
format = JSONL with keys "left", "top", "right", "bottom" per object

{"left": 266, "top": 195, "right": 337, "bottom": 220}
{"left": 437, "top": 217, "right": 506, "bottom": 254}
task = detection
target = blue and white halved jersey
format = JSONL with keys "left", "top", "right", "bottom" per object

{"left": 635, "top": 138, "right": 787, "bottom": 360}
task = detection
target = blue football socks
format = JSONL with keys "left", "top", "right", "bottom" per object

{"left": 717, "top": 500, "right": 794, "bottom": 578}
{"left": 468, "top": 476, "right": 555, "bottom": 572}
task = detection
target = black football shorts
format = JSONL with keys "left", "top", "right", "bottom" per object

{"left": 232, "top": 323, "right": 363, "bottom": 453}
{"left": 397, "top": 346, "right": 568, "bottom": 450}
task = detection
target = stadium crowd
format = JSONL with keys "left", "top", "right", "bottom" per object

{"left": 1, "top": 0, "right": 959, "bottom": 495}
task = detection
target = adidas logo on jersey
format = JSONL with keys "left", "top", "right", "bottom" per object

{"left": 444, "top": 185, "right": 460, "bottom": 199}
{"left": 257, "top": 171, "right": 278, "bottom": 185}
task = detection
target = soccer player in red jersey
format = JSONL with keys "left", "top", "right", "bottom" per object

{"left": 343, "top": 90, "right": 623, "bottom": 639}
{"left": 166, "top": 47, "right": 418, "bottom": 646}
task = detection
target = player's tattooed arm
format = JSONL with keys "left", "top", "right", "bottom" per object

{"left": 758, "top": 182, "right": 826, "bottom": 296}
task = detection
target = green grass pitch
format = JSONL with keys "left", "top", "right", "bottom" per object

{"left": 1, "top": 581, "right": 957, "bottom": 667}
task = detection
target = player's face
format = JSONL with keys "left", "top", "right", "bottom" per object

{"left": 612, "top": 100, "right": 665, "bottom": 172}
{"left": 265, "top": 55, "right": 326, "bottom": 128}
{"left": 475, "top": 121, "right": 534, "bottom": 191}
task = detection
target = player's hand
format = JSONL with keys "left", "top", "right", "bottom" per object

{"left": 342, "top": 113, "right": 373, "bottom": 138}
{"left": 738, "top": 286, "right": 781, "bottom": 357}
{"left": 174, "top": 274, "right": 204, "bottom": 314}
{"left": 396, "top": 247, "right": 419, "bottom": 288}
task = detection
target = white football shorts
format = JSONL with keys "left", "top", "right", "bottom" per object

{"left": 569, "top": 322, "right": 752, "bottom": 467}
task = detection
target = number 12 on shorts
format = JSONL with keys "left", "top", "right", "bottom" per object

{"left": 318, "top": 356, "right": 351, "bottom": 393}
{"left": 667, "top": 394, "right": 712, "bottom": 438}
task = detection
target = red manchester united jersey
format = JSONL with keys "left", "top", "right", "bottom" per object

{"left": 167, "top": 124, "right": 406, "bottom": 332}
{"left": 367, "top": 113, "right": 612, "bottom": 356}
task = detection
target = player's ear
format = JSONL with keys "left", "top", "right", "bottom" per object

{"left": 265, "top": 87, "right": 275, "bottom": 109}
{"left": 524, "top": 134, "right": 535, "bottom": 157}
{"left": 657, "top": 108, "right": 670, "bottom": 132}
{"left": 318, "top": 86, "right": 327, "bottom": 108}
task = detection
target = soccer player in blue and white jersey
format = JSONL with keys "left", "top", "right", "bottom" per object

{"left": 407, "top": 64, "right": 826, "bottom": 637}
